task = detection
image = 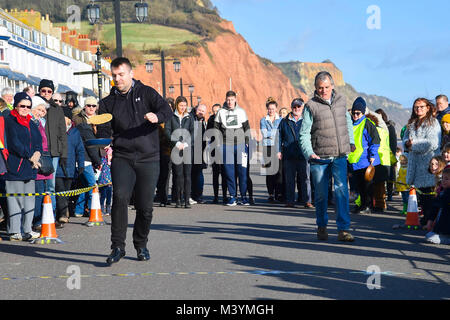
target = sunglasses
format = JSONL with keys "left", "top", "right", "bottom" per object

{"left": 85, "top": 104, "right": 97, "bottom": 108}
{"left": 53, "top": 99, "right": 63, "bottom": 103}
{"left": 40, "top": 89, "right": 53, "bottom": 94}
{"left": 18, "top": 104, "right": 32, "bottom": 109}
{"left": 352, "top": 111, "right": 362, "bottom": 116}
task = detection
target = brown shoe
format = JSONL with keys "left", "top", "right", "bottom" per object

{"left": 317, "top": 227, "right": 328, "bottom": 241}
{"left": 304, "top": 202, "right": 314, "bottom": 209}
{"left": 338, "top": 230, "right": 354, "bottom": 242}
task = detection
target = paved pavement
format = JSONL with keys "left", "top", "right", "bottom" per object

{"left": 0, "top": 168, "right": 449, "bottom": 300}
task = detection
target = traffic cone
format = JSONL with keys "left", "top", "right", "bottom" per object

{"left": 85, "top": 186, "right": 105, "bottom": 227}
{"left": 405, "top": 187, "right": 420, "bottom": 230}
{"left": 31, "top": 195, "right": 63, "bottom": 244}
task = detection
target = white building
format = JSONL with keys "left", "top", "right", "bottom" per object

{"left": 0, "top": 9, "right": 111, "bottom": 100}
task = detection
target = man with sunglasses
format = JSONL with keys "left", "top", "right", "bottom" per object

{"left": 299, "top": 71, "right": 355, "bottom": 242}
{"left": 37, "top": 79, "right": 68, "bottom": 212}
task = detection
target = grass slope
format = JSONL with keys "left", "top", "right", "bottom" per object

{"left": 54, "top": 22, "right": 201, "bottom": 50}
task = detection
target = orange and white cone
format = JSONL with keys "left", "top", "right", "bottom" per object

{"left": 85, "top": 186, "right": 105, "bottom": 227}
{"left": 405, "top": 187, "right": 420, "bottom": 230}
{"left": 31, "top": 195, "right": 63, "bottom": 244}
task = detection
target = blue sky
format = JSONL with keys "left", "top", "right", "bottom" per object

{"left": 213, "top": 0, "right": 450, "bottom": 108}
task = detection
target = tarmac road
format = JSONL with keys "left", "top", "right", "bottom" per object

{"left": 0, "top": 169, "right": 449, "bottom": 301}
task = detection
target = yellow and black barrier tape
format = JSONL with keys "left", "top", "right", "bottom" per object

{"left": 388, "top": 180, "right": 436, "bottom": 196}
{"left": 0, "top": 182, "right": 112, "bottom": 198}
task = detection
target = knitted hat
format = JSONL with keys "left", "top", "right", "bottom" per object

{"left": 441, "top": 113, "right": 450, "bottom": 125}
{"left": 352, "top": 97, "right": 366, "bottom": 114}
{"left": 38, "top": 79, "right": 55, "bottom": 92}
{"left": 13, "top": 92, "right": 32, "bottom": 108}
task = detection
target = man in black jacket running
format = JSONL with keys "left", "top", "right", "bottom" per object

{"left": 97, "top": 57, "right": 173, "bottom": 265}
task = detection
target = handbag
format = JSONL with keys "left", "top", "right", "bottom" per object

{"left": 38, "top": 152, "right": 54, "bottom": 176}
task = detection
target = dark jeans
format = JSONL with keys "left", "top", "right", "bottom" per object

{"left": 110, "top": 157, "right": 159, "bottom": 251}
{"left": 284, "top": 158, "right": 311, "bottom": 205}
{"left": 172, "top": 163, "right": 192, "bottom": 204}
{"left": 223, "top": 144, "right": 248, "bottom": 199}
{"left": 100, "top": 185, "right": 112, "bottom": 207}
{"left": 191, "top": 164, "right": 204, "bottom": 201}
{"left": 55, "top": 177, "right": 74, "bottom": 220}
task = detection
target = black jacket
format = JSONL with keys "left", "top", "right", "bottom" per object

{"left": 164, "top": 111, "right": 195, "bottom": 149}
{"left": 97, "top": 80, "right": 173, "bottom": 162}
{"left": 39, "top": 95, "right": 68, "bottom": 159}
{"left": 76, "top": 123, "right": 101, "bottom": 168}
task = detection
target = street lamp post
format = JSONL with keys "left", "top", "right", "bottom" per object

{"left": 146, "top": 50, "right": 180, "bottom": 99}
{"left": 86, "top": 0, "right": 148, "bottom": 57}
{"left": 167, "top": 78, "right": 195, "bottom": 102}
{"left": 188, "top": 84, "right": 194, "bottom": 108}
{"left": 73, "top": 46, "right": 104, "bottom": 99}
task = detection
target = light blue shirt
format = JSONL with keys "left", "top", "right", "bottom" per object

{"left": 260, "top": 115, "right": 282, "bottom": 147}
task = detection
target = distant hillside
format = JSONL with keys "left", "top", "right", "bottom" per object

{"left": 276, "top": 60, "right": 410, "bottom": 137}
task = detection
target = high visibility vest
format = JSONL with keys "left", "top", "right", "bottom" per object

{"left": 377, "top": 126, "right": 391, "bottom": 166}
{"left": 347, "top": 118, "right": 366, "bottom": 164}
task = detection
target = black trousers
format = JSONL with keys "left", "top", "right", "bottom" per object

{"left": 212, "top": 163, "right": 227, "bottom": 199}
{"left": 417, "top": 187, "right": 435, "bottom": 224}
{"left": 353, "top": 168, "right": 373, "bottom": 209}
{"left": 55, "top": 177, "right": 73, "bottom": 219}
{"left": 110, "top": 157, "right": 159, "bottom": 251}
{"left": 172, "top": 163, "right": 192, "bottom": 204}
{"left": 156, "top": 154, "right": 171, "bottom": 203}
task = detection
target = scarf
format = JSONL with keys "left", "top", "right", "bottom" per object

{"left": 11, "top": 109, "right": 32, "bottom": 129}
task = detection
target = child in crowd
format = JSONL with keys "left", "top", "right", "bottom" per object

{"left": 441, "top": 114, "right": 450, "bottom": 149}
{"left": 442, "top": 143, "right": 450, "bottom": 166}
{"left": 424, "top": 156, "right": 447, "bottom": 231}
{"left": 98, "top": 146, "right": 112, "bottom": 216}
{"left": 396, "top": 154, "right": 409, "bottom": 215}
{"left": 425, "top": 167, "right": 450, "bottom": 244}
{"left": 428, "top": 156, "right": 447, "bottom": 191}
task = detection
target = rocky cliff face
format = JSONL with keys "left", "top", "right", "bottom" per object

{"left": 276, "top": 61, "right": 345, "bottom": 95}
{"left": 133, "top": 21, "right": 307, "bottom": 132}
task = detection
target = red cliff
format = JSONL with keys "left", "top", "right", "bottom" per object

{"left": 133, "top": 21, "right": 306, "bottom": 132}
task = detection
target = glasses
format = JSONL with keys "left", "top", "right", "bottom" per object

{"left": 18, "top": 104, "right": 32, "bottom": 109}
{"left": 53, "top": 99, "right": 62, "bottom": 103}
{"left": 40, "top": 89, "right": 53, "bottom": 94}
{"left": 352, "top": 111, "right": 362, "bottom": 116}
{"left": 85, "top": 104, "right": 97, "bottom": 108}
{"left": 292, "top": 105, "right": 303, "bottom": 109}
